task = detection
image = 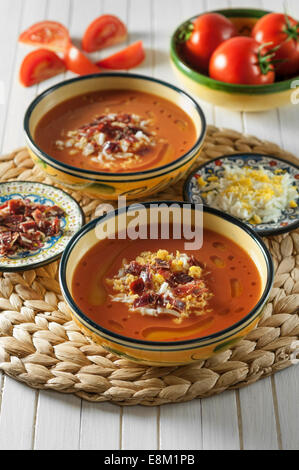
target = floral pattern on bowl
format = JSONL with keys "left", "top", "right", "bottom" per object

{"left": 0, "top": 181, "right": 84, "bottom": 271}
{"left": 183, "top": 154, "right": 299, "bottom": 236}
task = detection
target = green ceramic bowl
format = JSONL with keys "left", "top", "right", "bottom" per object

{"left": 59, "top": 201, "right": 274, "bottom": 366}
{"left": 170, "top": 8, "right": 299, "bottom": 112}
{"left": 24, "top": 73, "right": 206, "bottom": 200}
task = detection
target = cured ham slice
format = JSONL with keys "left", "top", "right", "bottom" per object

{"left": 0, "top": 198, "right": 65, "bottom": 256}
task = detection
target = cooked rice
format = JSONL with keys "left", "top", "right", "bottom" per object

{"left": 198, "top": 164, "right": 298, "bottom": 224}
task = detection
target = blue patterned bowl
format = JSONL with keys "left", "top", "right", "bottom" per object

{"left": 183, "top": 154, "right": 299, "bottom": 236}
{"left": 0, "top": 181, "right": 84, "bottom": 271}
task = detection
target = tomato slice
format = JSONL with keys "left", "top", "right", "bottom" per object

{"left": 96, "top": 41, "right": 145, "bottom": 70}
{"left": 19, "top": 49, "right": 66, "bottom": 87}
{"left": 64, "top": 45, "right": 101, "bottom": 75}
{"left": 19, "top": 21, "right": 70, "bottom": 52}
{"left": 82, "top": 14, "right": 127, "bottom": 52}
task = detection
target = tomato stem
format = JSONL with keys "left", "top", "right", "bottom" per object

{"left": 257, "top": 42, "right": 288, "bottom": 74}
{"left": 283, "top": 12, "right": 299, "bottom": 42}
{"left": 257, "top": 43, "right": 277, "bottom": 75}
{"left": 176, "top": 21, "right": 194, "bottom": 43}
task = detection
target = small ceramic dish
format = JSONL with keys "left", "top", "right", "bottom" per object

{"left": 183, "top": 154, "right": 299, "bottom": 237}
{"left": 59, "top": 201, "right": 273, "bottom": 366}
{"left": 170, "top": 8, "right": 299, "bottom": 112}
{"left": 24, "top": 73, "right": 206, "bottom": 201}
{"left": 0, "top": 181, "right": 84, "bottom": 272}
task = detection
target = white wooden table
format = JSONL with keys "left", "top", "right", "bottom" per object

{"left": 0, "top": 0, "right": 298, "bottom": 451}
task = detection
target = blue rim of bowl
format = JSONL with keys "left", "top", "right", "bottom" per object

{"left": 183, "top": 154, "right": 299, "bottom": 237}
{"left": 0, "top": 181, "right": 85, "bottom": 272}
{"left": 24, "top": 72, "right": 206, "bottom": 180}
{"left": 170, "top": 8, "right": 299, "bottom": 95}
{"left": 59, "top": 201, "right": 274, "bottom": 349}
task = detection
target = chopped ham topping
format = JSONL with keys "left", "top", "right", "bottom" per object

{"left": 106, "top": 249, "right": 212, "bottom": 323}
{"left": 0, "top": 198, "right": 65, "bottom": 256}
{"left": 55, "top": 113, "right": 157, "bottom": 170}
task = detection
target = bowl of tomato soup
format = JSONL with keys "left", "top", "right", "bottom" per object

{"left": 24, "top": 73, "right": 206, "bottom": 200}
{"left": 59, "top": 202, "right": 274, "bottom": 366}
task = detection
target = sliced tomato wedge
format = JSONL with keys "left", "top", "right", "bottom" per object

{"left": 82, "top": 14, "right": 127, "bottom": 52}
{"left": 19, "top": 21, "right": 70, "bottom": 52}
{"left": 64, "top": 45, "right": 101, "bottom": 75}
{"left": 19, "top": 49, "right": 66, "bottom": 87}
{"left": 96, "top": 41, "right": 145, "bottom": 69}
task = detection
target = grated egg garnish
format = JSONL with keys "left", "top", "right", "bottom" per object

{"left": 198, "top": 164, "right": 298, "bottom": 224}
{"left": 106, "top": 250, "right": 212, "bottom": 323}
{"left": 55, "top": 112, "right": 157, "bottom": 170}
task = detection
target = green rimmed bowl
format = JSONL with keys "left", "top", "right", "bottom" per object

{"left": 170, "top": 8, "right": 299, "bottom": 112}
{"left": 24, "top": 73, "right": 206, "bottom": 201}
{"left": 59, "top": 201, "right": 274, "bottom": 366}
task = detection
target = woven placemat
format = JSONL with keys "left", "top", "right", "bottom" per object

{"left": 0, "top": 125, "right": 299, "bottom": 406}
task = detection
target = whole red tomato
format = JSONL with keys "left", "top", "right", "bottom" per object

{"left": 209, "top": 36, "right": 275, "bottom": 85}
{"left": 252, "top": 13, "right": 299, "bottom": 77}
{"left": 180, "top": 13, "right": 237, "bottom": 72}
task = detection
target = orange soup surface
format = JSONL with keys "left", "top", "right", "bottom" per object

{"left": 34, "top": 89, "right": 197, "bottom": 173}
{"left": 72, "top": 229, "right": 262, "bottom": 342}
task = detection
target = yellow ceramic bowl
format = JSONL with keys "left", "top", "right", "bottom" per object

{"left": 24, "top": 73, "right": 206, "bottom": 200}
{"left": 59, "top": 202, "right": 274, "bottom": 366}
{"left": 170, "top": 8, "right": 299, "bottom": 112}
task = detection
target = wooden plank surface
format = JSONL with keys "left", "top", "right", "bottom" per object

{"left": 0, "top": 0, "right": 298, "bottom": 450}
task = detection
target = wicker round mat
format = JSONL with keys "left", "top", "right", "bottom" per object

{"left": 1, "top": 125, "right": 299, "bottom": 406}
